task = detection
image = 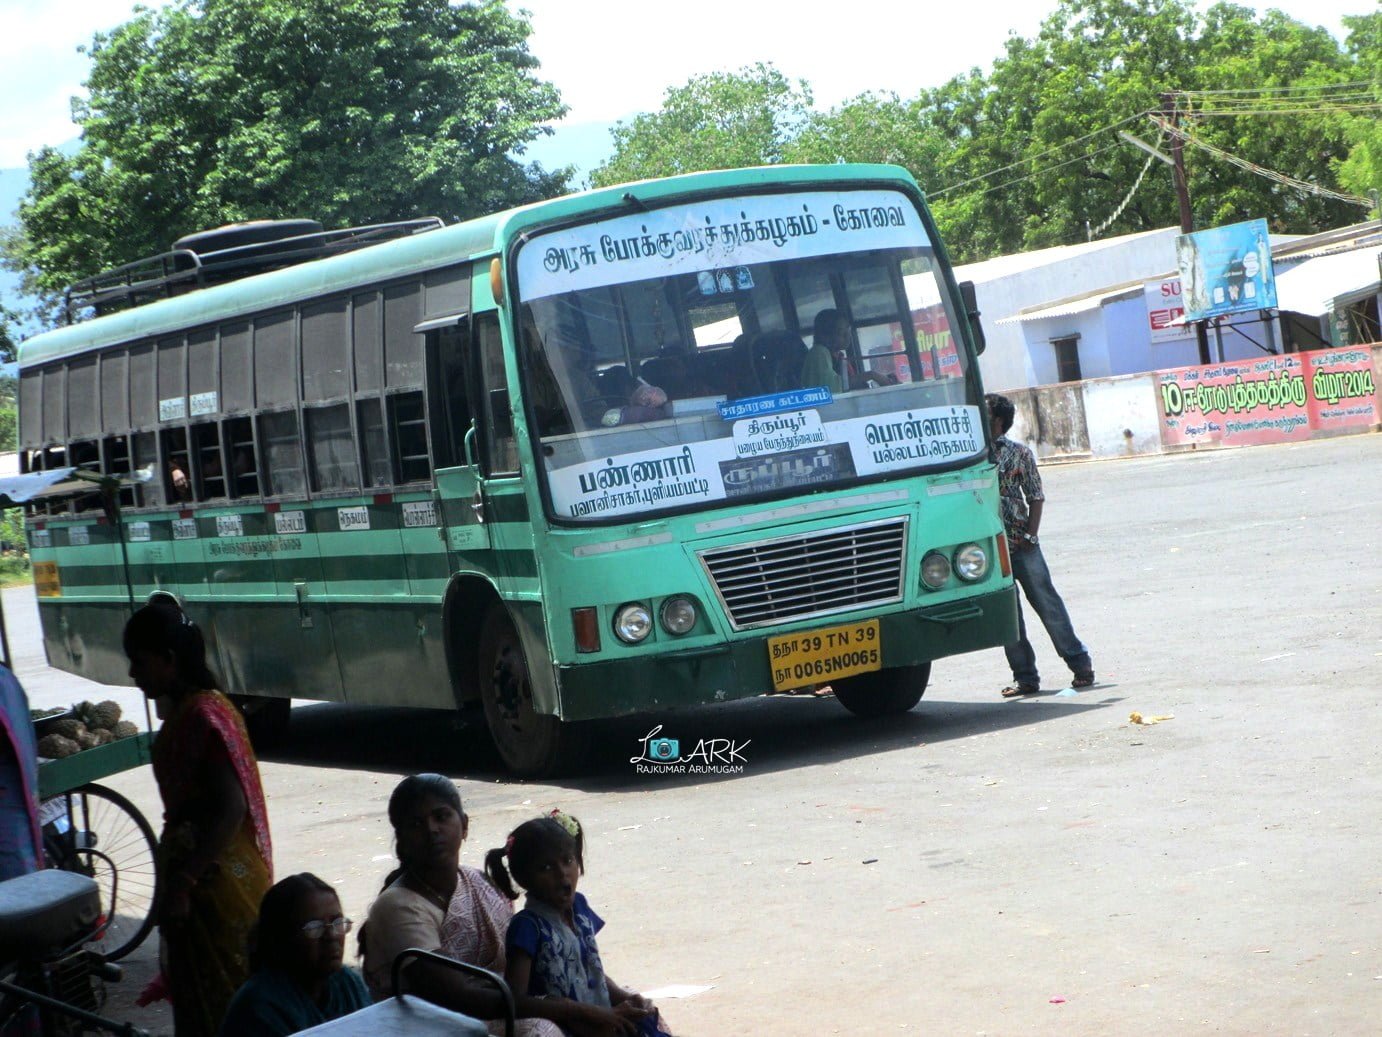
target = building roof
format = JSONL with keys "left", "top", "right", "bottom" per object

{"left": 1274, "top": 246, "right": 1381, "bottom": 316}
{"left": 997, "top": 218, "right": 1380, "bottom": 326}
{"left": 953, "top": 227, "right": 1172, "bottom": 284}
{"left": 996, "top": 283, "right": 1144, "bottom": 325}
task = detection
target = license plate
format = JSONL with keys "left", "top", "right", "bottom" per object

{"left": 767, "top": 619, "right": 881, "bottom": 692}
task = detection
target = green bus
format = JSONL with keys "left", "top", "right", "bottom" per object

{"left": 20, "top": 164, "right": 1018, "bottom": 775}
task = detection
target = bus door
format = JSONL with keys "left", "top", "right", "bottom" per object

{"left": 428, "top": 319, "right": 491, "bottom": 560}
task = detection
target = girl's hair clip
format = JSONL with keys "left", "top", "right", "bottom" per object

{"left": 503, "top": 834, "right": 515, "bottom": 857}
{"left": 549, "top": 809, "right": 580, "bottom": 838}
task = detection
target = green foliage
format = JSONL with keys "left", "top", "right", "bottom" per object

{"left": 0, "top": 506, "right": 24, "bottom": 575}
{"left": 1334, "top": 12, "right": 1382, "bottom": 211}
{"left": 0, "top": 305, "right": 17, "bottom": 366}
{"left": 591, "top": 0, "right": 1375, "bottom": 263}
{"left": 591, "top": 64, "right": 812, "bottom": 187}
{"left": 4, "top": 0, "right": 569, "bottom": 321}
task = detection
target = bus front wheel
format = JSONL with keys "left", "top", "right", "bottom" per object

{"left": 478, "top": 605, "right": 586, "bottom": 778}
{"left": 832, "top": 663, "right": 930, "bottom": 718}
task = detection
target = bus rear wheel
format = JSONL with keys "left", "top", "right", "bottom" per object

{"left": 478, "top": 605, "right": 586, "bottom": 778}
{"left": 831, "top": 663, "right": 930, "bottom": 718}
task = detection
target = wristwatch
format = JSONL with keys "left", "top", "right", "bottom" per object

{"left": 1020, "top": 531, "right": 1039, "bottom": 545}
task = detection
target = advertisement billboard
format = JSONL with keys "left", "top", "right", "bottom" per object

{"left": 1144, "top": 276, "right": 1186, "bottom": 343}
{"left": 1175, "top": 219, "right": 1277, "bottom": 322}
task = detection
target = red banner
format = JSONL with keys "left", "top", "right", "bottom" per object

{"left": 1156, "top": 349, "right": 1378, "bottom": 448}
{"left": 1305, "top": 348, "right": 1380, "bottom": 432}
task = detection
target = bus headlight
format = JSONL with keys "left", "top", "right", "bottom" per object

{"left": 613, "top": 602, "right": 653, "bottom": 644}
{"left": 659, "top": 596, "right": 698, "bottom": 635}
{"left": 953, "top": 543, "right": 989, "bottom": 582}
{"left": 920, "top": 551, "right": 952, "bottom": 590}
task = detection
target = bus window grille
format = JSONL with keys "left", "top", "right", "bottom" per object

{"left": 698, "top": 517, "right": 908, "bottom": 631}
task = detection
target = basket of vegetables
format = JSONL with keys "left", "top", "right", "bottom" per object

{"left": 35, "top": 700, "right": 154, "bottom": 799}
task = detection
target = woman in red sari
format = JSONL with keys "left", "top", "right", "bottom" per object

{"left": 124, "top": 602, "right": 273, "bottom": 1037}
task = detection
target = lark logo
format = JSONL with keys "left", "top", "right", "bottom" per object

{"left": 630, "top": 725, "right": 749, "bottom": 775}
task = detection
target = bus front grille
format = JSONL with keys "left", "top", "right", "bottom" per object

{"left": 698, "top": 517, "right": 909, "bottom": 630}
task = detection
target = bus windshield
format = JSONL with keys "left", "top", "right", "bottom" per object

{"left": 514, "top": 187, "right": 985, "bottom": 523}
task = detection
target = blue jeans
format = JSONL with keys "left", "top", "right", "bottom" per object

{"left": 1005, "top": 542, "right": 1092, "bottom": 686}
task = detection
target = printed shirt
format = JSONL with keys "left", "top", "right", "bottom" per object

{"left": 506, "top": 892, "right": 610, "bottom": 1007}
{"left": 994, "top": 435, "right": 1044, "bottom": 536}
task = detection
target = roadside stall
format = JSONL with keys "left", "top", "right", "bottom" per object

{"left": 2, "top": 467, "right": 158, "bottom": 961}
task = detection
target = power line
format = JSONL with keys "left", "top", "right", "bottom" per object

{"left": 938, "top": 139, "right": 1128, "bottom": 200}
{"left": 1173, "top": 81, "right": 1370, "bottom": 96}
{"left": 1090, "top": 136, "right": 1163, "bottom": 238}
{"left": 932, "top": 111, "right": 1150, "bottom": 196}
{"left": 1149, "top": 114, "right": 1371, "bottom": 207}
{"left": 1189, "top": 97, "right": 1380, "bottom": 110}
{"left": 1187, "top": 104, "right": 1382, "bottom": 117}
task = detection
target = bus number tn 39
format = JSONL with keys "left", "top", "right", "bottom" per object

{"left": 767, "top": 619, "right": 881, "bottom": 691}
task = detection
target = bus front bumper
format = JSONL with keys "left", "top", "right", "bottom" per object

{"left": 554, "top": 585, "right": 1018, "bottom": 720}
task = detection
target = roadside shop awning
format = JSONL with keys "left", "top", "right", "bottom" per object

{"left": 0, "top": 466, "right": 153, "bottom": 509}
{"left": 1273, "top": 247, "right": 1381, "bottom": 317}
{"left": 0, "top": 467, "right": 83, "bottom": 508}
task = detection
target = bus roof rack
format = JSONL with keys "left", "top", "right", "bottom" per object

{"left": 63, "top": 217, "right": 445, "bottom": 324}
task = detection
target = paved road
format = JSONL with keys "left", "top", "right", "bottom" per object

{"left": 11, "top": 433, "right": 1381, "bottom": 1035}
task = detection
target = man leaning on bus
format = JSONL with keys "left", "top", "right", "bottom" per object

{"left": 987, "top": 393, "right": 1096, "bottom": 698}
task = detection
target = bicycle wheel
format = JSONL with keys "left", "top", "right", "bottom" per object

{"left": 55, "top": 783, "right": 159, "bottom": 961}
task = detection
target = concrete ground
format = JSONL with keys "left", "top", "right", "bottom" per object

{"left": 11, "top": 432, "right": 1381, "bottom": 1036}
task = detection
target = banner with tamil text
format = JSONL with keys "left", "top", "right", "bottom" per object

{"left": 1155, "top": 349, "right": 1378, "bottom": 448}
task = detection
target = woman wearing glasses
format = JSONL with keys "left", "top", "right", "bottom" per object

{"left": 220, "top": 873, "right": 370, "bottom": 1035}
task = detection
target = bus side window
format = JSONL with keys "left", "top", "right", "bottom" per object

{"left": 133, "top": 432, "right": 166, "bottom": 508}
{"left": 476, "top": 313, "right": 517, "bottom": 475}
{"left": 388, "top": 392, "right": 430, "bottom": 484}
{"left": 162, "top": 428, "right": 192, "bottom": 503}
{"left": 102, "top": 434, "right": 137, "bottom": 508}
{"left": 305, "top": 403, "right": 360, "bottom": 492}
{"left": 356, "top": 399, "right": 391, "bottom": 488}
{"left": 191, "top": 422, "right": 227, "bottom": 501}
{"left": 223, "top": 416, "right": 260, "bottom": 499}
{"left": 258, "top": 411, "right": 307, "bottom": 498}
{"left": 69, "top": 441, "right": 100, "bottom": 512}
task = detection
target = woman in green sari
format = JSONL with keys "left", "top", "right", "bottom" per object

{"left": 124, "top": 602, "right": 273, "bottom": 1037}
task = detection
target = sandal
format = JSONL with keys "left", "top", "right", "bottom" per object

{"left": 1001, "top": 683, "right": 1040, "bottom": 698}
{"left": 1071, "top": 673, "right": 1096, "bottom": 689}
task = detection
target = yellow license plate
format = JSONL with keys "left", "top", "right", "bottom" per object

{"left": 33, "top": 561, "right": 62, "bottom": 598}
{"left": 767, "top": 619, "right": 881, "bottom": 692}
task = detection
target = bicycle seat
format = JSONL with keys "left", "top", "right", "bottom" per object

{"left": 0, "top": 870, "right": 101, "bottom": 962}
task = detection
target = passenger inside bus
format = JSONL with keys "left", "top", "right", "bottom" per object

{"left": 804, "top": 311, "right": 845, "bottom": 394}
{"left": 169, "top": 457, "right": 193, "bottom": 502}
{"left": 727, "top": 330, "right": 816, "bottom": 400}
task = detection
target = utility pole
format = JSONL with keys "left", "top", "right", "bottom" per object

{"left": 1162, "top": 91, "right": 1211, "bottom": 365}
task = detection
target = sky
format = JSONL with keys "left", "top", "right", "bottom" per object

{"left": 0, "top": 0, "right": 1372, "bottom": 169}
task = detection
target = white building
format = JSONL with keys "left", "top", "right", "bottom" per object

{"left": 977, "top": 222, "right": 1381, "bottom": 391}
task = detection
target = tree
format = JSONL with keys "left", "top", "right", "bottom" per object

{"left": 0, "top": 305, "right": 17, "bottom": 367}
{"left": 591, "top": 65, "right": 811, "bottom": 188}
{"left": 4, "top": 0, "right": 568, "bottom": 322}
{"left": 1334, "top": 12, "right": 1382, "bottom": 211}
{"left": 790, "top": 93, "right": 948, "bottom": 191}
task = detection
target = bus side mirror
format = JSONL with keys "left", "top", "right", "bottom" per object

{"left": 959, "top": 281, "right": 986, "bottom": 355}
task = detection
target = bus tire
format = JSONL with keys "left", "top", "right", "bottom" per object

{"left": 478, "top": 605, "right": 587, "bottom": 778}
{"left": 831, "top": 663, "right": 930, "bottom": 718}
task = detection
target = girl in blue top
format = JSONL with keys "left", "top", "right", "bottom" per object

{"left": 485, "top": 812, "right": 672, "bottom": 1037}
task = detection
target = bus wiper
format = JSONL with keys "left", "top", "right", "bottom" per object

{"left": 622, "top": 192, "right": 648, "bottom": 212}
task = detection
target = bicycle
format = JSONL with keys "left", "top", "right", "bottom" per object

{"left": 0, "top": 868, "right": 149, "bottom": 1037}
{"left": 39, "top": 783, "right": 159, "bottom": 962}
